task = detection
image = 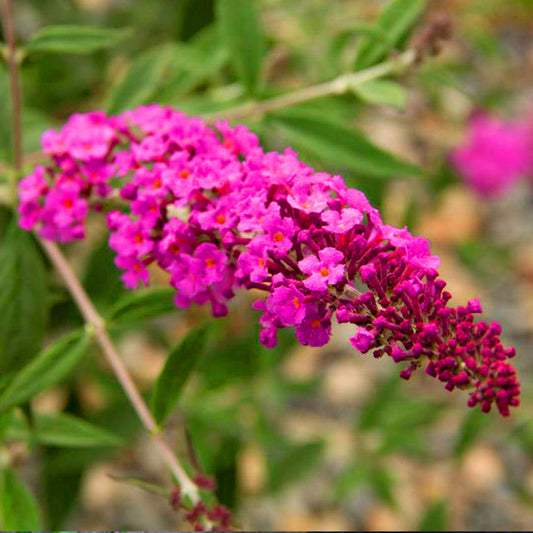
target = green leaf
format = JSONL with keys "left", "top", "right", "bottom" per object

{"left": 0, "top": 330, "right": 88, "bottom": 411}
{"left": 23, "top": 107, "right": 57, "bottom": 155}
{"left": 151, "top": 324, "right": 209, "bottom": 425}
{"left": 418, "top": 500, "right": 448, "bottom": 531}
{"left": 107, "top": 287, "right": 177, "bottom": 325}
{"left": 345, "top": 22, "right": 393, "bottom": 45}
{"left": 355, "top": 0, "right": 426, "bottom": 70}
{"left": 453, "top": 409, "right": 488, "bottom": 458}
{"left": 25, "top": 25, "right": 131, "bottom": 55}
{"left": 106, "top": 44, "right": 173, "bottom": 115}
{"left": 83, "top": 237, "right": 126, "bottom": 310}
{"left": 269, "top": 110, "right": 424, "bottom": 179}
{"left": 0, "top": 469, "right": 41, "bottom": 530}
{"left": 217, "top": 0, "right": 265, "bottom": 96}
{"left": 6, "top": 412, "right": 122, "bottom": 448}
{"left": 109, "top": 475, "right": 170, "bottom": 498}
{"left": 334, "top": 462, "right": 371, "bottom": 499}
{"left": 0, "top": 67, "right": 12, "bottom": 163}
{"left": 267, "top": 440, "right": 324, "bottom": 494}
{"left": 353, "top": 79, "right": 408, "bottom": 109}
{"left": 25, "top": 25, "right": 130, "bottom": 55}
{"left": 0, "top": 222, "right": 48, "bottom": 375}
{"left": 156, "top": 42, "right": 228, "bottom": 104}
{"left": 358, "top": 374, "right": 400, "bottom": 430}
{"left": 370, "top": 466, "right": 396, "bottom": 507}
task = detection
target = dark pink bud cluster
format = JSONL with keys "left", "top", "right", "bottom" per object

{"left": 168, "top": 476, "right": 232, "bottom": 531}
{"left": 18, "top": 105, "right": 520, "bottom": 416}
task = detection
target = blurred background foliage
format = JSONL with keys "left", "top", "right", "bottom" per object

{"left": 1, "top": 0, "right": 533, "bottom": 530}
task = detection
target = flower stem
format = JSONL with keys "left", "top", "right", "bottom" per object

{"left": 0, "top": 0, "right": 23, "bottom": 200}
{"left": 40, "top": 240, "right": 200, "bottom": 502}
{"left": 204, "top": 49, "right": 416, "bottom": 123}
{"left": 0, "top": 0, "right": 200, "bottom": 507}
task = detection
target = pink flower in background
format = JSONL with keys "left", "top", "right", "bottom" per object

{"left": 451, "top": 113, "right": 533, "bottom": 198}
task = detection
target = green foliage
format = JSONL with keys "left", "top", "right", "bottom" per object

{"left": 156, "top": 32, "right": 229, "bottom": 104}
{"left": 455, "top": 239, "right": 511, "bottom": 280}
{"left": 0, "top": 330, "right": 88, "bottom": 411}
{"left": 453, "top": 409, "right": 489, "bottom": 458}
{"left": 83, "top": 237, "right": 126, "bottom": 310}
{"left": 354, "top": 0, "right": 426, "bottom": 70}
{"left": 0, "top": 222, "right": 48, "bottom": 375}
{"left": 0, "top": 0, "right": 527, "bottom": 527}
{"left": 418, "top": 500, "right": 448, "bottom": 531}
{"left": 216, "top": 0, "right": 265, "bottom": 96}
{"left": 151, "top": 324, "right": 209, "bottom": 425}
{"left": 106, "top": 44, "right": 174, "bottom": 114}
{"left": 107, "top": 287, "right": 177, "bottom": 324}
{"left": 0, "top": 468, "right": 41, "bottom": 530}
{"left": 0, "top": 67, "right": 12, "bottom": 162}
{"left": 6, "top": 412, "right": 123, "bottom": 448}
{"left": 353, "top": 79, "right": 408, "bottom": 109}
{"left": 266, "top": 439, "right": 325, "bottom": 494}
{"left": 268, "top": 110, "right": 424, "bottom": 179}
{"left": 369, "top": 466, "right": 396, "bottom": 507}
{"left": 25, "top": 25, "right": 132, "bottom": 55}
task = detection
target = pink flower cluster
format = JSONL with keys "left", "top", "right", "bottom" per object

{"left": 19, "top": 105, "right": 520, "bottom": 416}
{"left": 451, "top": 112, "right": 533, "bottom": 198}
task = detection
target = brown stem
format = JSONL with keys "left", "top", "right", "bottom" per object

{"left": 204, "top": 49, "right": 416, "bottom": 124}
{"left": 0, "top": 0, "right": 23, "bottom": 175}
{"left": 0, "top": 0, "right": 201, "bottom": 508}
{"left": 40, "top": 240, "right": 200, "bottom": 503}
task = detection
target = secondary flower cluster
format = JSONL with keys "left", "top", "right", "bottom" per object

{"left": 451, "top": 112, "right": 533, "bottom": 198}
{"left": 18, "top": 105, "right": 520, "bottom": 416}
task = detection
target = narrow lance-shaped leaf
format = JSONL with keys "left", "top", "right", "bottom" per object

{"left": 0, "top": 469, "right": 41, "bottom": 530}
{"left": 269, "top": 110, "right": 424, "bottom": 179}
{"left": 0, "top": 330, "right": 88, "bottom": 411}
{"left": 354, "top": 0, "right": 426, "bottom": 70}
{"left": 151, "top": 324, "right": 210, "bottom": 426}
{"left": 0, "top": 222, "right": 48, "bottom": 375}
{"left": 6, "top": 412, "right": 123, "bottom": 448}
{"left": 25, "top": 25, "right": 131, "bottom": 54}
{"left": 216, "top": 0, "right": 265, "bottom": 96}
{"left": 108, "top": 287, "right": 177, "bottom": 325}
{"left": 106, "top": 44, "right": 173, "bottom": 115}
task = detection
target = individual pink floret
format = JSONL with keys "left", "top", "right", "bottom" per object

{"left": 298, "top": 247, "right": 345, "bottom": 291}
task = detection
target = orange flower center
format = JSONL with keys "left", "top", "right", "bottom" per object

{"left": 63, "top": 198, "right": 73, "bottom": 209}
{"left": 205, "top": 258, "right": 216, "bottom": 268}
{"left": 133, "top": 263, "right": 141, "bottom": 273}
{"left": 293, "top": 297, "right": 301, "bottom": 309}
{"left": 311, "top": 319, "right": 321, "bottom": 328}
{"left": 258, "top": 258, "right": 265, "bottom": 266}
{"left": 273, "top": 231, "right": 284, "bottom": 243}
{"left": 134, "top": 233, "right": 143, "bottom": 244}
{"left": 320, "top": 267, "right": 330, "bottom": 277}
{"left": 153, "top": 178, "right": 162, "bottom": 188}
{"left": 216, "top": 214, "right": 226, "bottom": 224}
{"left": 179, "top": 169, "right": 190, "bottom": 179}
{"left": 169, "top": 243, "right": 180, "bottom": 254}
